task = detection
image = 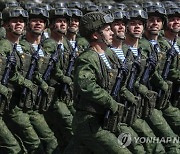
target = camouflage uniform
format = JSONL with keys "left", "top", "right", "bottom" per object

{"left": 1, "top": 7, "right": 44, "bottom": 153}
{"left": 20, "top": 7, "right": 59, "bottom": 154}
{"left": 0, "top": 7, "right": 22, "bottom": 153}
{"left": 42, "top": 37, "right": 75, "bottom": 148}
{"left": 42, "top": 8, "right": 75, "bottom": 150}
{"left": 109, "top": 10, "right": 145, "bottom": 154}
{"left": 65, "top": 11, "right": 133, "bottom": 154}
{"left": 163, "top": 6, "right": 180, "bottom": 136}
{"left": 143, "top": 6, "right": 180, "bottom": 153}
{"left": 122, "top": 41, "right": 166, "bottom": 154}
{"left": 1, "top": 38, "right": 43, "bottom": 154}
{"left": 0, "top": 60, "right": 21, "bottom": 153}
{"left": 122, "top": 9, "right": 166, "bottom": 153}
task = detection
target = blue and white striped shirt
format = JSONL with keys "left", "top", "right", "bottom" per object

{"left": 99, "top": 53, "right": 112, "bottom": 69}
{"left": 129, "top": 47, "right": 138, "bottom": 56}
{"left": 16, "top": 44, "right": 23, "bottom": 53}
{"left": 32, "top": 44, "right": 44, "bottom": 57}
{"left": 174, "top": 43, "right": 180, "bottom": 54}
{"left": 111, "top": 47, "right": 125, "bottom": 62}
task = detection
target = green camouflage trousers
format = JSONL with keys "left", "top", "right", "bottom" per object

{"left": 45, "top": 98, "right": 74, "bottom": 150}
{"left": 132, "top": 118, "right": 166, "bottom": 154}
{"left": 4, "top": 106, "right": 44, "bottom": 153}
{"left": 67, "top": 111, "right": 132, "bottom": 154}
{"left": 162, "top": 103, "right": 180, "bottom": 136}
{"left": 28, "top": 110, "right": 59, "bottom": 154}
{"left": 146, "top": 109, "right": 180, "bottom": 154}
{"left": 117, "top": 123, "right": 146, "bottom": 154}
{"left": 0, "top": 116, "right": 22, "bottom": 154}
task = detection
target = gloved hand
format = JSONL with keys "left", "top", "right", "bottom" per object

{"left": 23, "top": 79, "right": 34, "bottom": 91}
{"left": 7, "top": 54, "right": 16, "bottom": 66}
{"left": 0, "top": 84, "right": 10, "bottom": 98}
{"left": 62, "top": 76, "right": 72, "bottom": 85}
{"left": 40, "top": 81, "right": 48, "bottom": 94}
{"left": 161, "top": 81, "right": 168, "bottom": 92}
{"left": 110, "top": 100, "right": 119, "bottom": 114}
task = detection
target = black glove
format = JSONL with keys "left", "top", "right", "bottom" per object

{"left": 7, "top": 55, "right": 16, "bottom": 66}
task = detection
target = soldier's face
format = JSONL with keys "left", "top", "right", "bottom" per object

{"left": 100, "top": 24, "right": 114, "bottom": 46}
{"left": 147, "top": 16, "right": 163, "bottom": 35}
{"left": 111, "top": 20, "right": 126, "bottom": 40}
{"left": 7, "top": 18, "right": 25, "bottom": 35}
{"left": 29, "top": 18, "right": 46, "bottom": 35}
{"left": 53, "top": 17, "right": 68, "bottom": 34}
{"left": 127, "top": 19, "right": 144, "bottom": 38}
{"left": 167, "top": 16, "right": 180, "bottom": 33}
{"left": 68, "top": 17, "right": 80, "bottom": 33}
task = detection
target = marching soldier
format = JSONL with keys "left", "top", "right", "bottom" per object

{"left": 122, "top": 9, "right": 166, "bottom": 154}
{"left": 1, "top": 6, "right": 44, "bottom": 153}
{"left": 143, "top": 5, "right": 180, "bottom": 153}
{"left": 164, "top": 6, "right": 180, "bottom": 135}
{"left": 66, "top": 11, "right": 132, "bottom": 154}
{"left": 20, "top": 6, "right": 59, "bottom": 153}
{"left": 42, "top": 7, "right": 75, "bottom": 151}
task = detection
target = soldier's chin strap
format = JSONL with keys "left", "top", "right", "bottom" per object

{"left": 96, "top": 31, "right": 111, "bottom": 47}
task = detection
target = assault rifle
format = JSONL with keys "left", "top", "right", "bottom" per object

{"left": 59, "top": 42, "right": 77, "bottom": 98}
{"left": 122, "top": 48, "right": 141, "bottom": 126}
{"left": 20, "top": 44, "right": 40, "bottom": 108}
{"left": 140, "top": 44, "right": 158, "bottom": 85}
{"left": 139, "top": 44, "right": 158, "bottom": 118}
{"left": 35, "top": 44, "right": 61, "bottom": 110}
{"left": 157, "top": 37, "right": 178, "bottom": 109}
{"left": 103, "top": 49, "right": 130, "bottom": 132}
{"left": 0, "top": 43, "right": 17, "bottom": 113}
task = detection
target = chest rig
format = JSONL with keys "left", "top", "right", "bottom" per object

{"left": 16, "top": 51, "right": 32, "bottom": 76}
{"left": 98, "top": 53, "right": 119, "bottom": 93}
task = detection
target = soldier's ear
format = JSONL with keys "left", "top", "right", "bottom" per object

{"left": 92, "top": 32, "right": 99, "bottom": 40}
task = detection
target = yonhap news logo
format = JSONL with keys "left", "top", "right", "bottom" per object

{"left": 118, "top": 133, "right": 132, "bottom": 148}
{"left": 118, "top": 133, "right": 180, "bottom": 148}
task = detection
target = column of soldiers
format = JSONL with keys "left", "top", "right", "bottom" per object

{"left": 0, "top": 0, "right": 179, "bottom": 154}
